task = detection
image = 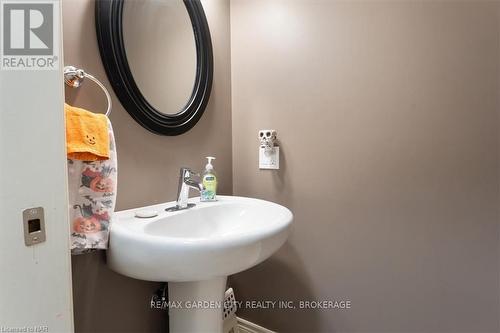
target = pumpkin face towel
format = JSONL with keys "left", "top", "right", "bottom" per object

{"left": 65, "top": 103, "right": 109, "bottom": 161}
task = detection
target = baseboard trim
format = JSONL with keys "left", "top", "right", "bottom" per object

{"left": 237, "top": 317, "right": 276, "bottom": 333}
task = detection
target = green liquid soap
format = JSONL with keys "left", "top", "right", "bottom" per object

{"left": 201, "top": 156, "right": 217, "bottom": 202}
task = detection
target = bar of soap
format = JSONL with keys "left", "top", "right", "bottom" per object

{"left": 135, "top": 210, "right": 158, "bottom": 218}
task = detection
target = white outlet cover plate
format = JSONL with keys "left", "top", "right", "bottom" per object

{"left": 259, "top": 147, "right": 279, "bottom": 169}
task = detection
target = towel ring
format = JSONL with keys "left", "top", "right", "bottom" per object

{"left": 64, "top": 65, "right": 112, "bottom": 116}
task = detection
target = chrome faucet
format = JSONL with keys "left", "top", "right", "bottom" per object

{"left": 172, "top": 167, "right": 205, "bottom": 210}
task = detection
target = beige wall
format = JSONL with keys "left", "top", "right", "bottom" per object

{"left": 63, "top": 0, "right": 232, "bottom": 331}
{"left": 230, "top": 1, "right": 500, "bottom": 332}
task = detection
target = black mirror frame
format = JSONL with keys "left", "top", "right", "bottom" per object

{"left": 95, "top": 0, "right": 213, "bottom": 136}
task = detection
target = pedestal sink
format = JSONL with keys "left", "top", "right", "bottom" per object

{"left": 107, "top": 196, "right": 293, "bottom": 333}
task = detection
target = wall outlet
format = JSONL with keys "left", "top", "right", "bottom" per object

{"left": 259, "top": 147, "right": 279, "bottom": 169}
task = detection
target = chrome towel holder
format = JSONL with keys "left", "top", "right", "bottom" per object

{"left": 63, "top": 65, "right": 112, "bottom": 116}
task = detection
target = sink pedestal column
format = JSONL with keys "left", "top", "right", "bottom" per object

{"left": 168, "top": 276, "right": 227, "bottom": 333}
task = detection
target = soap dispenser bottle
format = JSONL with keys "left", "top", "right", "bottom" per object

{"left": 201, "top": 156, "right": 217, "bottom": 201}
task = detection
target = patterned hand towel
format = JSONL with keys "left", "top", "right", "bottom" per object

{"left": 68, "top": 119, "right": 117, "bottom": 254}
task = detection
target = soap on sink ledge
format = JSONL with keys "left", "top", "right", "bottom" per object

{"left": 135, "top": 210, "right": 159, "bottom": 218}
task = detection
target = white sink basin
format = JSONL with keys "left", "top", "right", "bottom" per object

{"left": 108, "top": 195, "right": 292, "bottom": 281}
{"left": 107, "top": 195, "right": 293, "bottom": 333}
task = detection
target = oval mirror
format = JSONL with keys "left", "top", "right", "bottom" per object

{"left": 123, "top": 1, "right": 197, "bottom": 115}
{"left": 95, "top": 0, "right": 213, "bottom": 135}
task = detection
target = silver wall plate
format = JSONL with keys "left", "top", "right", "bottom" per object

{"left": 23, "top": 207, "right": 46, "bottom": 246}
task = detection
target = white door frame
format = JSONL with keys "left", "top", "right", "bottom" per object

{"left": 0, "top": 1, "right": 74, "bottom": 331}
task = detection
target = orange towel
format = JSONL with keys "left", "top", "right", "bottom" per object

{"left": 65, "top": 103, "right": 109, "bottom": 161}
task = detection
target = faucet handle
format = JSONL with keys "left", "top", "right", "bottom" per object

{"left": 180, "top": 167, "right": 200, "bottom": 181}
{"left": 180, "top": 167, "right": 193, "bottom": 177}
